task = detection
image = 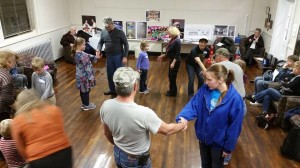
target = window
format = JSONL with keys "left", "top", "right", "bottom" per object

{"left": 0, "top": 0, "right": 31, "bottom": 38}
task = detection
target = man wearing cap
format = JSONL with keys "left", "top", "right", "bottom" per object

{"left": 185, "top": 37, "right": 209, "bottom": 98}
{"left": 97, "top": 17, "right": 129, "bottom": 95}
{"left": 100, "top": 67, "right": 187, "bottom": 168}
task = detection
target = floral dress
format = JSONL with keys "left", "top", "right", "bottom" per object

{"left": 75, "top": 51, "right": 97, "bottom": 93}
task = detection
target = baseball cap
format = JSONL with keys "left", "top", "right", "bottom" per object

{"left": 113, "top": 67, "right": 140, "bottom": 87}
{"left": 103, "top": 17, "right": 113, "bottom": 27}
{"left": 199, "top": 36, "right": 208, "bottom": 43}
{"left": 215, "top": 48, "right": 230, "bottom": 58}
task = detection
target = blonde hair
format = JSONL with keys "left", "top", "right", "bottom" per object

{"left": 31, "top": 57, "right": 45, "bottom": 70}
{"left": 167, "top": 26, "right": 180, "bottom": 37}
{"left": 0, "top": 50, "right": 17, "bottom": 69}
{"left": 0, "top": 119, "right": 12, "bottom": 138}
{"left": 140, "top": 40, "right": 148, "bottom": 50}
{"left": 234, "top": 60, "right": 246, "bottom": 72}
{"left": 71, "top": 37, "right": 85, "bottom": 57}
{"left": 295, "top": 61, "right": 300, "bottom": 69}
{"left": 14, "top": 89, "right": 48, "bottom": 116}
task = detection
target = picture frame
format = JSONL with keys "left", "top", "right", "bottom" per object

{"left": 268, "top": 14, "right": 271, "bottom": 20}
{"left": 266, "top": 7, "right": 270, "bottom": 14}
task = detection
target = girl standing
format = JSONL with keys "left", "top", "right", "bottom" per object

{"left": 72, "top": 37, "right": 101, "bottom": 111}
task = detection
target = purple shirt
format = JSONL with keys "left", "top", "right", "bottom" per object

{"left": 136, "top": 51, "right": 149, "bottom": 70}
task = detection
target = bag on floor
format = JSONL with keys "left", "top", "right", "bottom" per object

{"left": 281, "top": 127, "right": 300, "bottom": 161}
{"left": 255, "top": 114, "right": 269, "bottom": 129}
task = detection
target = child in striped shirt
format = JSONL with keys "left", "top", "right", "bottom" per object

{"left": 0, "top": 119, "right": 27, "bottom": 168}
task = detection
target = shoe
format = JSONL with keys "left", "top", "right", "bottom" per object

{"left": 83, "top": 103, "right": 96, "bottom": 111}
{"left": 146, "top": 88, "right": 151, "bottom": 91}
{"left": 250, "top": 101, "right": 263, "bottom": 107}
{"left": 223, "top": 154, "right": 232, "bottom": 166}
{"left": 81, "top": 104, "right": 84, "bottom": 109}
{"left": 245, "top": 94, "right": 255, "bottom": 103}
{"left": 104, "top": 90, "right": 117, "bottom": 95}
{"left": 139, "top": 90, "right": 149, "bottom": 94}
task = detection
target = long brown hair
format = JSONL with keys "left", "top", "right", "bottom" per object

{"left": 71, "top": 37, "right": 85, "bottom": 58}
{"left": 206, "top": 64, "right": 235, "bottom": 86}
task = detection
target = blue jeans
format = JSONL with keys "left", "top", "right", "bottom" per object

{"left": 186, "top": 64, "right": 204, "bottom": 96}
{"left": 11, "top": 74, "right": 28, "bottom": 89}
{"left": 254, "top": 76, "right": 270, "bottom": 95}
{"left": 114, "top": 146, "right": 151, "bottom": 168}
{"left": 139, "top": 69, "right": 148, "bottom": 92}
{"left": 254, "top": 88, "right": 282, "bottom": 112}
{"left": 107, "top": 53, "right": 123, "bottom": 92}
{"left": 199, "top": 142, "right": 224, "bottom": 168}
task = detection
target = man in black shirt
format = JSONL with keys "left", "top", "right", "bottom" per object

{"left": 97, "top": 17, "right": 129, "bottom": 95}
{"left": 243, "top": 28, "right": 264, "bottom": 66}
{"left": 185, "top": 37, "right": 209, "bottom": 97}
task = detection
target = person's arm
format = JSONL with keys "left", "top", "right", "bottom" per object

{"left": 11, "top": 118, "right": 27, "bottom": 158}
{"left": 282, "top": 76, "right": 300, "bottom": 92}
{"left": 171, "top": 39, "right": 181, "bottom": 68}
{"left": 245, "top": 34, "right": 254, "bottom": 46}
{"left": 157, "top": 54, "right": 166, "bottom": 62}
{"left": 195, "top": 57, "right": 206, "bottom": 71}
{"left": 256, "top": 36, "right": 264, "bottom": 48}
{"left": 103, "top": 123, "right": 114, "bottom": 145}
{"left": 97, "top": 32, "right": 104, "bottom": 52}
{"left": 40, "top": 74, "right": 53, "bottom": 100}
{"left": 120, "top": 31, "right": 129, "bottom": 57}
{"left": 136, "top": 52, "right": 144, "bottom": 71}
{"left": 223, "top": 97, "right": 244, "bottom": 154}
{"left": 157, "top": 119, "right": 187, "bottom": 135}
{"left": 31, "top": 73, "right": 36, "bottom": 90}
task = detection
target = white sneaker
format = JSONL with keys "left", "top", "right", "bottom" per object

{"left": 250, "top": 101, "right": 263, "bottom": 107}
{"left": 139, "top": 90, "right": 149, "bottom": 94}
{"left": 83, "top": 103, "right": 96, "bottom": 111}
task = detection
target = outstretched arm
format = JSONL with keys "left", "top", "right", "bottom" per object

{"left": 103, "top": 123, "right": 114, "bottom": 145}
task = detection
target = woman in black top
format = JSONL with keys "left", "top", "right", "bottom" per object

{"left": 157, "top": 26, "right": 181, "bottom": 96}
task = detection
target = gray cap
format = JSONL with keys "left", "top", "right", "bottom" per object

{"left": 215, "top": 48, "right": 230, "bottom": 58}
{"left": 103, "top": 17, "right": 113, "bottom": 27}
{"left": 113, "top": 67, "right": 140, "bottom": 87}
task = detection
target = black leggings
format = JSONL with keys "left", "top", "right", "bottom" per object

{"left": 28, "top": 147, "right": 72, "bottom": 168}
{"left": 80, "top": 90, "right": 90, "bottom": 106}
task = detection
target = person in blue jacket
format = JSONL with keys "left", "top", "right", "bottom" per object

{"left": 176, "top": 64, "right": 244, "bottom": 168}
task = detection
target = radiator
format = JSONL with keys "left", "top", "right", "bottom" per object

{"left": 17, "top": 40, "right": 54, "bottom": 62}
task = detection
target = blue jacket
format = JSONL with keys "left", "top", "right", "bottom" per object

{"left": 176, "top": 84, "right": 244, "bottom": 153}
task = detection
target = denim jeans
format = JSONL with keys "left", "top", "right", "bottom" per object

{"left": 107, "top": 53, "right": 123, "bottom": 92}
{"left": 186, "top": 64, "right": 204, "bottom": 96}
{"left": 254, "top": 76, "right": 270, "bottom": 94}
{"left": 140, "top": 69, "right": 148, "bottom": 92}
{"left": 199, "top": 142, "right": 224, "bottom": 168}
{"left": 114, "top": 145, "right": 151, "bottom": 168}
{"left": 11, "top": 74, "right": 28, "bottom": 89}
{"left": 254, "top": 88, "right": 282, "bottom": 112}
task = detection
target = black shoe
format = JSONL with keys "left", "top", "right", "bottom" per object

{"left": 104, "top": 90, "right": 117, "bottom": 95}
{"left": 245, "top": 94, "right": 255, "bottom": 103}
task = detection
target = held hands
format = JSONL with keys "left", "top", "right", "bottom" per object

{"left": 95, "top": 51, "right": 102, "bottom": 59}
{"left": 222, "top": 151, "right": 230, "bottom": 157}
{"left": 179, "top": 117, "right": 188, "bottom": 131}
{"left": 122, "top": 57, "right": 128, "bottom": 65}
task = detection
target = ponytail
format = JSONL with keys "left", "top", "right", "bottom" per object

{"left": 71, "top": 37, "right": 85, "bottom": 58}
{"left": 226, "top": 70, "right": 235, "bottom": 86}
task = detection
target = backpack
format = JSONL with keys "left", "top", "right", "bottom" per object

{"left": 263, "top": 70, "right": 273, "bottom": 81}
{"left": 255, "top": 114, "right": 269, "bottom": 129}
{"left": 281, "top": 127, "right": 300, "bottom": 161}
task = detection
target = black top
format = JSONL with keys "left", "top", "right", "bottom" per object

{"left": 186, "top": 46, "right": 210, "bottom": 66}
{"left": 166, "top": 37, "right": 181, "bottom": 61}
{"left": 245, "top": 34, "right": 264, "bottom": 49}
{"left": 97, "top": 28, "right": 129, "bottom": 57}
{"left": 281, "top": 75, "right": 300, "bottom": 95}
{"left": 77, "top": 30, "right": 92, "bottom": 42}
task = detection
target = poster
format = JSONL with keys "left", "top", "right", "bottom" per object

{"left": 126, "top": 21, "right": 136, "bottom": 39}
{"left": 113, "top": 21, "right": 123, "bottom": 30}
{"left": 147, "top": 26, "right": 169, "bottom": 41}
{"left": 81, "top": 15, "right": 96, "bottom": 29}
{"left": 213, "top": 25, "right": 228, "bottom": 36}
{"left": 184, "top": 24, "right": 213, "bottom": 41}
{"left": 170, "top": 19, "right": 185, "bottom": 39}
{"left": 228, "top": 26, "right": 235, "bottom": 37}
{"left": 146, "top": 10, "right": 160, "bottom": 22}
{"left": 137, "top": 22, "right": 147, "bottom": 39}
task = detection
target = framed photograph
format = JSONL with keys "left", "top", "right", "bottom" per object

{"left": 266, "top": 7, "right": 270, "bottom": 14}
{"left": 146, "top": 10, "right": 160, "bottom": 22}
{"left": 126, "top": 21, "right": 136, "bottom": 39}
{"left": 82, "top": 15, "right": 96, "bottom": 28}
{"left": 137, "top": 22, "right": 147, "bottom": 39}
{"left": 113, "top": 21, "right": 123, "bottom": 30}
{"left": 268, "top": 14, "right": 271, "bottom": 20}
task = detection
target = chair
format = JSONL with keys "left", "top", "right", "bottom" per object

{"left": 262, "top": 55, "right": 278, "bottom": 73}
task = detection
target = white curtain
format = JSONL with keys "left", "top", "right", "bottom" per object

{"left": 269, "top": 0, "right": 295, "bottom": 60}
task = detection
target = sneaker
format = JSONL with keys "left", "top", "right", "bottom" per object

{"left": 81, "top": 104, "right": 84, "bottom": 109}
{"left": 250, "top": 101, "right": 263, "bottom": 107}
{"left": 245, "top": 94, "right": 255, "bottom": 103}
{"left": 223, "top": 154, "right": 232, "bottom": 166}
{"left": 139, "top": 90, "right": 149, "bottom": 94}
{"left": 83, "top": 103, "right": 96, "bottom": 111}
{"left": 146, "top": 88, "right": 151, "bottom": 91}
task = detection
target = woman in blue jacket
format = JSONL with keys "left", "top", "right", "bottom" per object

{"left": 176, "top": 64, "right": 244, "bottom": 168}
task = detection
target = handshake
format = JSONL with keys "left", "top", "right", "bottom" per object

{"left": 178, "top": 117, "right": 188, "bottom": 131}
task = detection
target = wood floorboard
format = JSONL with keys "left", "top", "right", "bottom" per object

{"left": 0, "top": 56, "right": 299, "bottom": 168}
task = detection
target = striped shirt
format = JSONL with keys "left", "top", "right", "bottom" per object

{"left": 0, "top": 137, "right": 27, "bottom": 168}
{"left": 0, "top": 68, "right": 16, "bottom": 113}
{"left": 0, "top": 68, "right": 12, "bottom": 88}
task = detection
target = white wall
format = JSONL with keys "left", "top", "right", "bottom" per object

{"left": 69, "top": 0, "right": 268, "bottom": 53}
{"left": 0, "top": 0, "right": 71, "bottom": 60}
{"left": 287, "top": 0, "right": 300, "bottom": 56}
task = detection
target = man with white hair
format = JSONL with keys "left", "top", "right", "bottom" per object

{"left": 97, "top": 17, "right": 129, "bottom": 96}
{"left": 60, "top": 26, "right": 77, "bottom": 64}
{"left": 100, "top": 67, "right": 187, "bottom": 168}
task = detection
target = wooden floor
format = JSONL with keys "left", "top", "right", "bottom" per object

{"left": 1, "top": 56, "right": 299, "bottom": 168}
